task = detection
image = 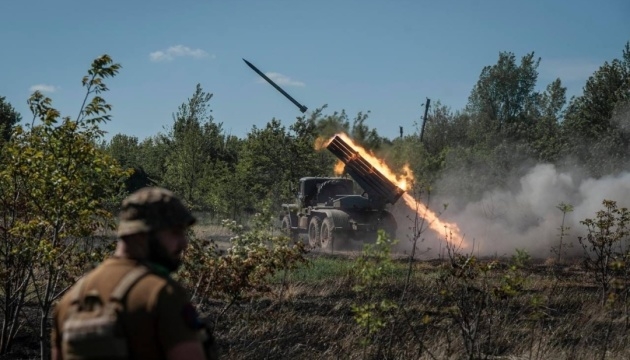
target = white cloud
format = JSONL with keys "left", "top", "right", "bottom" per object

{"left": 259, "top": 72, "right": 305, "bottom": 87}
{"left": 149, "top": 45, "right": 213, "bottom": 62}
{"left": 539, "top": 58, "right": 601, "bottom": 82}
{"left": 29, "top": 84, "right": 57, "bottom": 93}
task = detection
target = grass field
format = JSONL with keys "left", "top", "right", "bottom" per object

{"left": 7, "top": 215, "right": 629, "bottom": 360}
{"left": 201, "top": 251, "right": 630, "bottom": 360}
{"left": 185, "top": 212, "right": 630, "bottom": 359}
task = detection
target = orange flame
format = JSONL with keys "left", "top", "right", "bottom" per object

{"left": 401, "top": 193, "right": 464, "bottom": 247}
{"left": 334, "top": 160, "right": 345, "bottom": 175}
{"left": 321, "top": 132, "right": 464, "bottom": 247}
{"left": 314, "top": 136, "right": 331, "bottom": 151}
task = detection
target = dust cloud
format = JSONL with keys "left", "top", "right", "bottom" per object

{"left": 392, "top": 164, "right": 630, "bottom": 260}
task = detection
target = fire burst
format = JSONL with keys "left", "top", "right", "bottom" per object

{"left": 317, "top": 132, "right": 464, "bottom": 247}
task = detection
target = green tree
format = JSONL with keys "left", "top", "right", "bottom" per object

{"left": 438, "top": 51, "right": 569, "bottom": 201}
{"left": 0, "top": 96, "right": 22, "bottom": 145}
{"left": 0, "top": 55, "right": 129, "bottom": 359}
{"left": 236, "top": 119, "right": 293, "bottom": 213}
{"left": 314, "top": 105, "right": 351, "bottom": 139}
{"left": 578, "top": 200, "right": 630, "bottom": 305}
{"left": 561, "top": 42, "right": 630, "bottom": 176}
{"left": 163, "top": 83, "right": 223, "bottom": 210}
{"left": 138, "top": 134, "right": 171, "bottom": 184}
{"left": 528, "top": 79, "right": 566, "bottom": 162}
{"left": 289, "top": 106, "right": 338, "bottom": 179}
{"left": 104, "top": 133, "right": 152, "bottom": 193}
{"left": 106, "top": 133, "right": 140, "bottom": 168}
{"left": 351, "top": 230, "right": 398, "bottom": 354}
{"left": 211, "top": 134, "right": 245, "bottom": 219}
{"left": 350, "top": 110, "right": 386, "bottom": 151}
{"left": 467, "top": 51, "right": 541, "bottom": 142}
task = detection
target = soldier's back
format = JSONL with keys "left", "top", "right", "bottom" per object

{"left": 52, "top": 257, "right": 200, "bottom": 360}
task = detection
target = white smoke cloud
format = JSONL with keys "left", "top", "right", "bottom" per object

{"left": 394, "top": 164, "right": 630, "bottom": 259}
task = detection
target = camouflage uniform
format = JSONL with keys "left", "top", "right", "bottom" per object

{"left": 51, "top": 187, "right": 218, "bottom": 360}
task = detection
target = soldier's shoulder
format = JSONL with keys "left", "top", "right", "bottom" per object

{"left": 53, "top": 266, "right": 100, "bottom": 319}
{"left": 128, "top": 269, "right": 190, "bottom": 309}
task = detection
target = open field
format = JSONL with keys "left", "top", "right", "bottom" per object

{"left": 6, "top": 219, "right": 630, "bottom": 360}
{"left": 182, "top": 214, "right": 630, "bottom": 359}
{"left": 196, "top": 251, "right": 630, "bottom": 360}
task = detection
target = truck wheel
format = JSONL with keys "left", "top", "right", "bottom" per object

{"left": 308, "top": 217, "right": 321, "bottom": 247}
{"left": 320, "top": 217, "right": 335, "bottom": 251}
{"left": 281, "top": 215, "right": 297, "bottom": 242}
{"left": 380, "top": 212, "right": 397, "bottom": 240}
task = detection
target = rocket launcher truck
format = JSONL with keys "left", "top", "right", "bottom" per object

{"left": 280, "top": 135, "right": 405, "bottom": 249}
{"left": 241, "top": 59, "right": 405, "bottom": 249}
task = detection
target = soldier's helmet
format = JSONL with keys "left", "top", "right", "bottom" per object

{"left": 117, "top": 187, "right": 196, "bottom": 238}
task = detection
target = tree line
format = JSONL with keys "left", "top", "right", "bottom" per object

{"left": 103, "top": 42, "right": 630, "bottom": 218}
{"left": 1, "top": 44, "right": 628, "bottom": 222}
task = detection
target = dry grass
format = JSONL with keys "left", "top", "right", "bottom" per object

{"left": 202, "top": 255, "right": 630, "bottom": 360}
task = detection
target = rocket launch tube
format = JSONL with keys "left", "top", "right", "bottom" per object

{"left": 326, "top": 135, "right": 405, "bottom": 205}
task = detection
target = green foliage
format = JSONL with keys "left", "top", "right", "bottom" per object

{"left": 105, "top": 133, "right": 141, "bottom": 169}
{"left": 494, "top": 249, "right": 530, "bottom": 299}
{"left": 163, "top": 83, "right": 219, "bottom": 209}
{"left": 527, "top": 79, "right": 566, "bottom": 162}
{"left": 236, "top": 119, "right": 294, "bottom": 211}
{"left": 0, "top": 96, "right": 22, "bottom": 145}
{"left": 93, "top": 42, "right": 630, "bottom": 225}
{"left": 279, "top": 255, "right": 354, "bottom": 282}
{"left": 136, "top": 135, "right": 171, "bottom": 184}
{"left": 422, "top": 101, "right": 471, "bottom": 157}
{"left": 179, "top": 200, "right": 308, "bottom": 312}
{"left": 467, "top": 51, "right": 542, "bottom": 141}
{"left": 0, "top": 54, "right": 129, "bottom": 358}
{"left": 435, "top": 240, "right": 538, "bottom": 359}
{"left": 351, "top": 230, "right": 399, "bottom": 348}
{"left": 551, "top": 202, "right": 574, "bottom": 264}
{"left": 349, "top": 110, "right": 388, "bottom": 151}
{"left": 313, "top": 105, "right": 350, "bottom": 139}
{"left": 289, "top": 107, "right": 338, "bottom": 179}
{"left": 561, "top": 42, "right": 630, "bottom": 176}
{"left": 435, "top": 50, "right": 570, "bottom": 200}
{"left": 578, "top": 199, "right": 630, "bottom": 305}
{"left": 103, "top": 134, "right": 153, "bottom": 193}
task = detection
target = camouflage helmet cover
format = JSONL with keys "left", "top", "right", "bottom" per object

{"left": 117, "top": 187, "right": 196, "bottom": 237}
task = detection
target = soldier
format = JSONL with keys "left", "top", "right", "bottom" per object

{"left": 51, "top": 187, "right": 218, "bottom": 360}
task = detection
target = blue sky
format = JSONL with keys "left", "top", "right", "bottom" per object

{"left": 2, "top": 0, "right": 629, "bottom": 142}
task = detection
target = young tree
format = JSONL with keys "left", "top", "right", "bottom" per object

{"left": 0, "top": 54, "right": 129, "bottom": 359}
{"left": 163, "top": 83, "right": 224, "bottom": 210}
{"left": 0, "top": 96, "right": 22, "bottom": 145}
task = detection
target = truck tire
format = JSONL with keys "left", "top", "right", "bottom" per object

{"left": 308, "top": 217, "right": 321, "bottom": 247}
{"left": 281, "top": 215, "right": 298, "bottom": 242}
{"left": 380, "top": 211, "right": 397, "bottom": 240}
{"left": 320, "top": 217, "right": 335, "bottom": 251}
